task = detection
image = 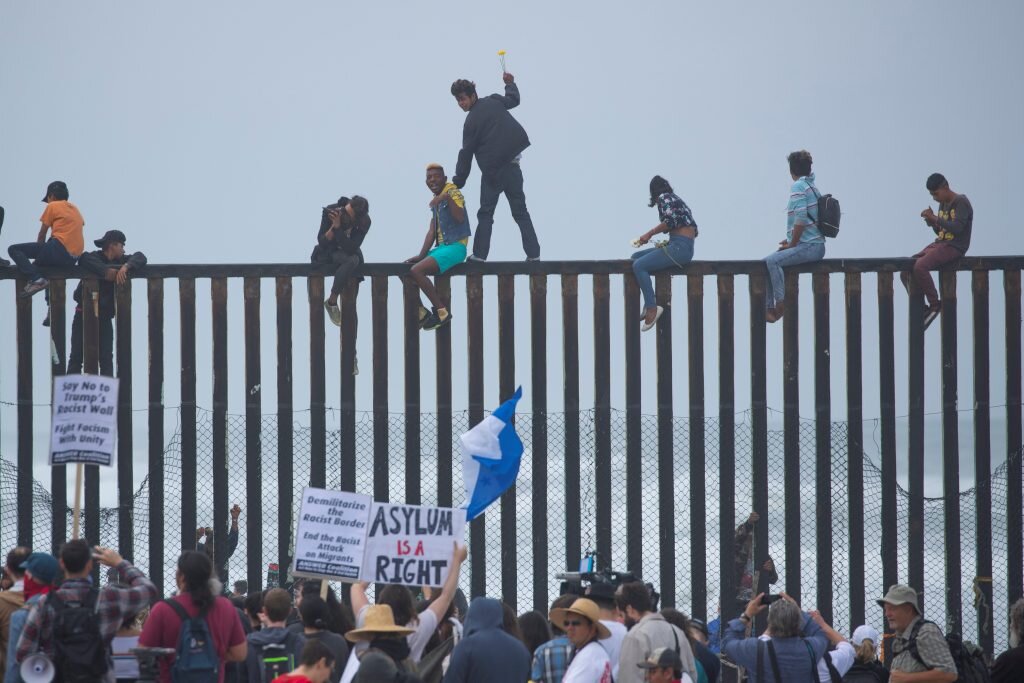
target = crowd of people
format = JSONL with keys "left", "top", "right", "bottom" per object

{"left": 2, "top": 72, "right": 975, "bottom": 356}
{"left": 2, "top": 538, "right": 1023, "bottom": 683}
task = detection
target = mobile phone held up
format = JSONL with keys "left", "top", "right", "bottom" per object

{"left": 761, "top": 594, "right": 783, "bottom": 606}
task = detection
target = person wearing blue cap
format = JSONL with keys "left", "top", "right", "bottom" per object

{"left": 4, "top": 552, "right": 59, "bottom": 683}
{"left": 0, "top": 547, "right": 31, "bottom": 675}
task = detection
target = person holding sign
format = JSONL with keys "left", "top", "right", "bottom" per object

{"left": 341, "top": 544, "right": 467, "bottom": 682}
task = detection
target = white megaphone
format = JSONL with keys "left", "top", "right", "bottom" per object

{"left": 20, "top": 653, "right": 55, "bottom": 683}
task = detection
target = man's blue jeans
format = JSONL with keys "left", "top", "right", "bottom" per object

{"left": 763, "top": 241, "right": 825, "bottom": 310}
{"left": 8, "top": 238, "right": 76, "bottom": 280}
{"left": 631, "top": 235, "right": 695, "bottom": 310}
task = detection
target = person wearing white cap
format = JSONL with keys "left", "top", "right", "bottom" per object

{"left": 551, "top": 598, "right": 613, "bottom": 683}
{"left": 843, "top": 624, "right": 889, "bottom": 683}
{"left": 876, "top": 584, "right": 955, "bottom": 682}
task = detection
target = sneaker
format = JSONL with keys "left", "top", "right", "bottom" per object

{"left": 466, "top": 255, "right": 486, "bottom": 262}
{"left": 422, "top": 308, "right": 452, "bottom": 331}
{"left": 526, "top": 256, "right": 541, "bottom": 262}
{"left": 923, "top": 301, "right": 942, "bottom": 330}
{"left": 0, "top": 257, "right": 10, "bottom": 267}
{"left": 324, "top": 300, "right": 341, "bottom": 327}
{"left": 41, "top": 312, "right": 50, "bottom": 327}
{"left": 19, "top": 277, "right": 48, "bottom": 298}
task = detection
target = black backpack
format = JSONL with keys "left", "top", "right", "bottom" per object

{"left": 258, "top": 633, "right": 298, "bottom": 683}
{"left": 165, "top": 599, "right": 219, "bottom": 683}
{"left": 49, "top": 588, "right": 109, "bottom": 683}
{"left": 842, "top": 661, "right": 886, "bottom": 683}
{"left": 906, "top": 620, "right": 991, "bottom": 683}
{"left": 807, "top": 182, "right": 841, "bottom": 238}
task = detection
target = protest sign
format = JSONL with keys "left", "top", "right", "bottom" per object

{"left": 50, "top": 375, "right": 119, "bottom": 466}
{"left": 360, "top": 502, "right": 467, "bottom": 586}
{"left": 292, "top": 488, "right": 373, "bottom": 581}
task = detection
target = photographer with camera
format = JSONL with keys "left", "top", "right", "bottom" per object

{"left": 615, "top": 582, "right": 697, "bottom": 683}
{"left": 721, "top": 592, "right": 828, "bottom": 683}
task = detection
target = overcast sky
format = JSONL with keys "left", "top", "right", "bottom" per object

{"left": 2, "top": 1, "right": 1023, "bottom": 504}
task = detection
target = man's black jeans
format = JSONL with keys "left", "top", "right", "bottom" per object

{"left": 474, "top": 161, "right": 540, "bottom": 260}
{"left": 66, "top": 308, "right": 114, "bottom": 376}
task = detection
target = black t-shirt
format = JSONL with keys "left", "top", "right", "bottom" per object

{"left": 991, "top": 644, "right": 1024, "bottom": 683}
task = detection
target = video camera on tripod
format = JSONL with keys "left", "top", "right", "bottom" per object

{"left": 555, "top": 550, "right": 660, "bottom": 611}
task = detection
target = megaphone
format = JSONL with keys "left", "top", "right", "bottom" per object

{"left": 20, "top": 653, "right": 55, "bottom": 683}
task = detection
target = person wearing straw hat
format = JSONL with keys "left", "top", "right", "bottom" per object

{"left": 342, "top": 605, "right": 416, "bottom": 680}
{"left": 550, "top": 598, "right": 613, "bottom": 683}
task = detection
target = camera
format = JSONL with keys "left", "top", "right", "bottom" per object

{"left": 131, "top": 647, "right": 176, "bottom": 683}
{"left": 761, "top": 594, "right": 783, "bottom": 606}
{"left": 555, "top": 550, "right": 660, "bottom": 611}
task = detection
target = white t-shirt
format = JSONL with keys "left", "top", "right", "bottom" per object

{"left": 339, "top": 605, "right": 439, "bottom": 683}
{"left": 563, "top": 641, "right": 613, "bottom": 683}
{"left": 600, "top": 620, "right": 628, "bottom": 679}
{"left": 817, "top": 641, "right": 856, "bottom": 683}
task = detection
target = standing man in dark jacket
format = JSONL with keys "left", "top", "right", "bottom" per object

{"left": 450, "top": 74, "right": 540, "bottom": 262}
{"left": 66, "top": 229, "right": 147, "bottom": 376}
{"left": 442, "top": 596, "right": 530, "bottom": 683}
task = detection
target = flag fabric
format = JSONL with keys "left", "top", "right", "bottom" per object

{"left": 460, "top": 387, "right": 524, "bottom": 521}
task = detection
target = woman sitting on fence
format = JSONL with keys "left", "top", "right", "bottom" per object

{"left": 630, "top": 175, "right": 698, "bottom": 332}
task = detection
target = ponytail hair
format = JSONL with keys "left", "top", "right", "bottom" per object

{"left": 178, "top": 551, "right": 216, "bottom": 611}
{"left": 855, "top": 638, "right": 878, "bottom": 664}
{"left": 299, "top": 596, "right": 332, "bottom": 631}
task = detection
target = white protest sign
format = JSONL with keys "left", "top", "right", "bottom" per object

{"left": 50, "top": 375, "right": 119, "bottom": 466}
{"left": 292, "top": 488, "right": 373, "bottom": 581}
{"left": 360, "top": 502, "right": 466, "bottom": 587}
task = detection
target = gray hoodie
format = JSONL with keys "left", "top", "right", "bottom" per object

{"left": 441, "top": 598, "right": 529, "bottom": 683}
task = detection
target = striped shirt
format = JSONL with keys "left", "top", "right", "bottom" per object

{"left": 787, "top": 174, "right": 824, "bottom": 244}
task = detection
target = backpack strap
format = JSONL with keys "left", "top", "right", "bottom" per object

{"left": 904, "top": 618, "right": 932, "bottom": 669}
{"left": 803, "top": 178, "right": 821, "bottom": 225}
{"left": 757, "top": 639, "right": 765, "bottom": 683}
{"left": 766, "top": 640, "right": 784, "bottom": 683}
{"left": 165, "top": 597, "right": 210, "bottom": 623}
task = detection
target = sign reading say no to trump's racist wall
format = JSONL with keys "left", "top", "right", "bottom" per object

{"left": 292, "top": 487, "right": 466, "bottom": 587}
{"left": 50, "top": 375, "right": 119, "bottom": 466}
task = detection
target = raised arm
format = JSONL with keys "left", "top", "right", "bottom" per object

{"left": 496, "top": 74, "right": 520, "bottom": 109}
{"left": 427, "top": 543, "right": 468, "bottom": 623}
{"left": 350, "top": 580, "right": 370, "bottom": 617}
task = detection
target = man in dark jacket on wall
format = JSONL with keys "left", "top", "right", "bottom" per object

{"left": 442, "top": 596, "right": 530, "bottom": 683}
{"left": 66, "top": 229, "right": 147, "bottom": 376}
{"left": 450, "top": 73, "right": 540, "bottom": 262}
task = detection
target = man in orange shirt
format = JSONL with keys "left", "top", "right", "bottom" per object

{"left": 8, "top": 181, "right": 85, "bottom": 298}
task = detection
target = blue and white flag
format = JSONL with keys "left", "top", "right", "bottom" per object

{"left": 460, "top": 387, "right": 524, "bottom": 521}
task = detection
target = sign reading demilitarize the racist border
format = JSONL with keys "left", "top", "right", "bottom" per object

{"left": 292, "top": 488, "right": 373, "bottom": 581}
{"left": 49, "top": 375, "right": 119, "bottom": 466}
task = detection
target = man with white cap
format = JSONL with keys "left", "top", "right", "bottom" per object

{"left": 877, "top": 584, "right": 956, "bottom": 682}
{"left": 550, "top": 598, "right": 612, "bottom": 683}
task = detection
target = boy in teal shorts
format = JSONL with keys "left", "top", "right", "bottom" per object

{"left": 404, "top": 163, "right": 471, "bottom": 330}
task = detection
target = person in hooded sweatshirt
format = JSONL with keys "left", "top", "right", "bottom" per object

{"left": 245, "top": 588, "right": 307, "bottom": 683}
{"left": 441, "top": 597, "right": 530, "bottom": 683}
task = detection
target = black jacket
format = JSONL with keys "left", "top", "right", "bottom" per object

{"left": 452, "top": 82, "right": 530, "bottom": 188}
{"left": 311, "top": 197, "right": 371, "bottom": 262}
{"left": 73, "top": 249, "right": 148, "bottom": 318}
{"left": 442, "top": 597, "right": 530, "bottom": 683}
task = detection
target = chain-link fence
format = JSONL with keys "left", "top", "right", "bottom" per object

{"left": 1, "top": 405, "right": 1021, "bottom": 653}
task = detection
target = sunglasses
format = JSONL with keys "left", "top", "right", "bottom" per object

{"left": 564, "top": 620, "right": 586, "bottom": 627}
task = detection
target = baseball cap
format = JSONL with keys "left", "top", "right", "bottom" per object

{"left": 94, "top": 229, "right": 127, "bottom": 248}
{"left": 20, "top": 552, "right": 59, "bottom": 585}
{"left": 851, "top": 624, "right": 880, "bottom": 646}
{"left": 876, "top": 584, "right": 921, "bottom": 613}
{"left": 637, "top": 647, "right": 683, "bottom": 672}
{"left": 42, "top": 181, "right": 69, "bottom": 202}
